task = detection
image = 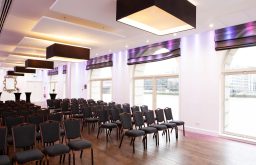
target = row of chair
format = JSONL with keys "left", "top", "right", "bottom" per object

{"left": 0, "top": 119, "right": 93, "bottom": 165}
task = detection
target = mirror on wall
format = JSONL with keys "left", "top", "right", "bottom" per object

{"left": 3, "top": 76, "right": 18, "bottom": 93}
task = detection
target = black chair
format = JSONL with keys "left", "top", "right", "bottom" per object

{"left": 82, "top": 107, "right": 99, "bottom": 134}
{"left": 70, "top": 103, "right": 83, "bottom": 120}
{"left": 0, "top": 127, "right": 11, "bottom": 165}
{"left": 27, "top": 114, "right": 44, "bottom": 142}
{"left": 164, "top": 107, "right": 185, "bottom": 136}
{"left": 40, "top": 121, "right": 70, "bottom": 165}
{"left": 145, "top": 111, "right": 168, "bottom": 144}
{"left": 97, "top": 110, "right": 118, "bottom": 142}
{"left": 64, "top": 119, "right": 94, "bottom": 165}
{"left": 110, "top": 108, "right": 122, "bottom": 137}
{"left": 61, "top": 100, "right": 71, "bottom": 119}
{"left": 5, "top": 116, "right": 25, "bottom": 145}
{"left": 12, "top": 123, "right": 44, "bottom": 164}
{"left": 119, "top": 113, "right": 145, "bottom": 153}
{"left": 122, "top": 103, "right": 131, "bottom": 114}
{"left": 155, "top": 109, "right": 178, "bottom": 141}
{"left": 133, "top": 112, "right": 158, "bottom": 149}
{"left": 131, "top": 106, "right": 140, "bottom": 115}
{"left": 140, "top": 105, "right": 149, "bottom": 116}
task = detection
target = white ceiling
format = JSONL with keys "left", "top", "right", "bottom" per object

{"left": 1, "top": 0, "right": 256, "bottom": 66}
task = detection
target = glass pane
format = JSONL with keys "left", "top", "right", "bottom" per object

{"left": 156, "top": 78, "right": 179, "bottom": 119}
{"left": 134, "top": 58, "right": 178, "bottom": 77}
{"left": 102, "top": 80, "right": 112, "bottom": 102}
{"left": 91, "top": 67, "right": 112, "bottom": 79}
{"left": 225, "top": 46, "right": 256, "bottom": 70}
{"left": 91, "top": 81, "right": 101, "bottom": 101}
{"left": 134, "top": 79, "right": 153, "bottom": 109}
{"left": 224, "top": 74, "right": 256, "bottom": 139}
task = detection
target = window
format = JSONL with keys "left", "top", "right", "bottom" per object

{"left": 223, "top": 46, "right": 256, "bottom": 140}
{"left": 90, "top": 67, "right": 112, "bottom": 102}
{"left": 133, "top": 58, "right": 179, "bottom": 119}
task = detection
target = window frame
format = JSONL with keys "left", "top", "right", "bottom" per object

{"left": 132, "top": 58, "right": 180, "bottom": 116}
{"left": 89, "top": 67, "right": 112, "bottom": 102}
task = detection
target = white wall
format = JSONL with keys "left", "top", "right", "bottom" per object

{"left": 180, "top": 31, "right": 224, "bottom": 135}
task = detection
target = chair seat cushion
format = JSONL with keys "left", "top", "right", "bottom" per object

{"left": 101, "top": 123, "right": 117, "bottom": 128}
{"left": 140, "top": 127, "right": 157, "bottom": 133}
{"left": 152, "top": 124, "right": 167, "bottom": 130}
{"left": 161, "top": 123, "right": 177, "bottom": 128}
{"left": 169, "top": 120, "right": 185, "bottom": 125}
{"left": 43, "top": 144, "right": 70, "bottom": 156}
{"left": 84, "top": 118, "right": 98, "bottom": 122}
{"left": 125, "top": 130, "right": 145, "bottom": 137}
{"left": 68, "top": 139, "right": 92, "bottom": 150}
{"left": 73, "top": 114, "right": 83, "bottom": 118}
{"left": 14, "top": 149, "right": 44, "bottom": 164}
{"left": 0, "top": 155, "right": 11, "bottom": 165}
{"left": 115, "top": 120, "right": 122, "bottom": 125}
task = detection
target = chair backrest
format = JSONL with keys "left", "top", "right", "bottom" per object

{"left": 110, "top": 108, "right": 120, "bottom": 121}
{"left": 140, "top": 105, "right": 149, "bottom": 114}
{"left": 0, "top": 127, "right": 7, "bottom": 154}
{"left": 71, "top": 103, "right": 80, "bottom": 114}
{"left": 12, "top": 123, "right": 36, "bottom": 149}
{"left": 131, "top": 106, "right": 140, "bottom": 115}
{"left": 133, "top": 111, "right": 144, "bottom": 127}
{"left": 5, "top": 116, "right": 25, "bottom": 135}
{"left": 64, "top": 119, "right": 81, "bottom": 139}
{"left": 98, "top": 110, "right": 109, "bottom": 123}
{"left": 48, "top": 113, "right": 63, "bottom": 122}
{"left": 120, "top": 113, "right": 132, "bottom": 130}
{"left": 83, "top": 107, "right": 93, "bottom": 118}
{"left": 27, "top": 114, "right": 44, "bottom": 131}
{"left": 37, "top": 109, "right": 50, "bottom": 121}
{"left": 61, "top": 100, "right": 70, "bottom": 112}
{"left": 155, "top": 109, "right": 165, "bottom": 123}
{"left": 40, "top": 121, "right": 60, "bottom": 144}
{"left": 145, "top": 111, "right": 155, "bottom": 125}
{"left": 47, "top": 99, "right": 54, "bottom": 108}
{"left": 54, "top": 99, "right": 61, "bottom": 109}
{"left": 122, "top": 103, "right": 131, "bottom": 114}
{"left": 164, "top": 107, "right": 174, "bottom": 121}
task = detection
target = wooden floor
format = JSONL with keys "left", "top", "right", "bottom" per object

{"left": 46, "top": 128, "right": 256, "bottom": 165}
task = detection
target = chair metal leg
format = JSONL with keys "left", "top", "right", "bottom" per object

{"left": 132, "top": 137, "right": 135, "bottom": 153}
{"left": 59, "top": 155, "right": 62, "bottom": 164}
{"left": 97, "top": 127, "right": 101, "bottom": 139}
{"left": 80, "top": 150, "right": 83, "bottom": 158}
{"left": 63, "top": 154, "right": 66, "bottom": 163}
{"left": 119, "top": 134, "right": 125, "bottom": 148}
{"left": 91, "top": 148, "right": 94, "bottom": 165}
{"left": 168, "top": 129, "right": 170, "bottom": 142}
{"left": 69, "top": 153, "right": 71, "bottom": 165}
{"left": 73, "top": 153, "right": 75, "bottom": 165}
{"left": 183, "top": 124, "right": 185, "bottom": 136}
{"left": 175, "top": 126, "right": 178, "bottom": 140}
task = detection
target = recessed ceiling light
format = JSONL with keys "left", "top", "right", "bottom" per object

{"left": 125, "top": 45, "right": 129, "bottom": 48}
{"left": 173, "top": 33, "right": 177, "bottom": 36}
{"left": 146, "top": 40, "right": 149, "bottom": 43}
{"left": 209, "top": 24, "right": 214, "bottom": 28}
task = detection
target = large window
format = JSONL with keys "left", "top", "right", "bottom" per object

{"left": 223, "top": 46, "right": 256, "bottom": 140}
{"left": 133, "top": 58, "right": 179, "bottom": 119}
{"left": 90, "top": 67, "right": 112, "bottom": 102}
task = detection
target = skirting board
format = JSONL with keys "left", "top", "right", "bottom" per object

{"left": 183, "top": 126, "right": 219, "bottom": 137}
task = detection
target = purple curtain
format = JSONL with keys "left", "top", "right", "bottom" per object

{"left": 48, "top": 67, "right": 58, "bottom": 76}
{"left": 215, "top": 21, "right": 256, "bottom": 50}
{"left": 127, "top": 38, "right": 181, "bottom": 65}
{"left": 86, "top": 54, "right": 113, "bottom": 70}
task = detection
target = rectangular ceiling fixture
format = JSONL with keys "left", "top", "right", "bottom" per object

{"left": 14, "top": 66, "right": 36, "bottom": 73}
{"left": 25, "top": 59, "right": 54, "bottom": 69}
{"left": 46, "top": 43, "right": 90, "bottom": 62}
{"left": 7, "top": 71, "right": 24, "bottom": 76}
{"left": 116, "top": 0, "right": 196, "bottom": 35}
